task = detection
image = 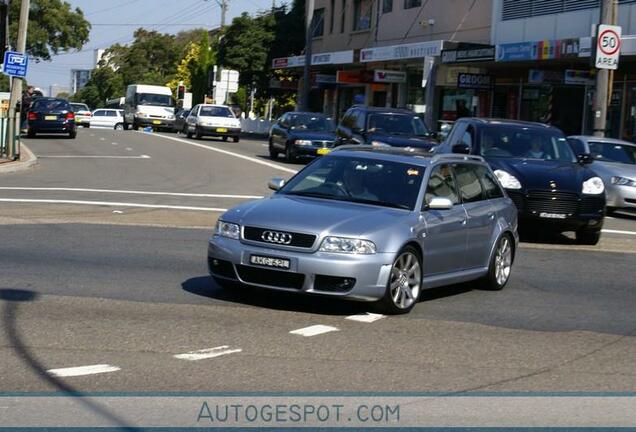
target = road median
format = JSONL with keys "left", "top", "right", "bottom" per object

{"left": 0, "top": 144, "right": 38, "bottom": 175}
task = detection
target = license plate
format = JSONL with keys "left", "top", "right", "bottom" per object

{"left": 539, "top": 212, "right": 566, "bottom": 219}
{"left": 45, "top": 115, "right": 57, "bottom": 121}
{"left": 250, "top": 255, "right": 290, "bottom": 270}
{"left": 152, "top": 120, "right": 161, "bottom": 125}
{"left": 317, "top": 148, "right": 331, "bottom": 155}
{"left": 216, "top": 127, "right": 228, "bottom": 133}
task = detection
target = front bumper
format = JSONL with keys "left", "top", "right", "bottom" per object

{"left": 137, "top": 118, "right": 175, "bottom": 128}
{"left": 198, "top": 126, "right": 241, "bottom": 137}
{"left": 208, "top": 235, "right": 394, "bottom": 301}
{"left": 292, "top": 145, "right": 333, "bottom": 157}
{"left": 606, "top": 184, "right": 636, "bottom": 209}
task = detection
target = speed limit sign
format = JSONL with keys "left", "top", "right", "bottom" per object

{"left": 595, "top": 24, "right": 622, "bottom": 70}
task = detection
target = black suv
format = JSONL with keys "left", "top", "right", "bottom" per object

{"left": 336, "top": 106, "right": 437, "bottom": 150}
{"left": 437, "top": 118, "right": 605, "bottom": 244}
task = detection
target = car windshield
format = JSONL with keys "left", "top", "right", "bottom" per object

{"left": 200, "top": 106, "right": 234, "bottom": 117}
{"left": 479, "top": 126, "right": 575, "bottom": 162}
{"left": 288, "top": 114, "right": 335, "bottom": 132}
{"left": 279, "top": 156, "right": 424, "bottom": 210}
{"left": 588, "top": 141, "right": 636, "bottom": 165}
{"left": 367, "top": 114, "right": 429, "bottom": 136}
{"left": 136, "top": 93, "right": 173, "bottom": 107}
{"left": 31, "top": 99, "right": 70, "bottom": 112}
{"left": 70, "top": 103, "right": 89, "bottom": 112}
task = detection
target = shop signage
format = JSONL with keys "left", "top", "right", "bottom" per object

{"left": 564, "top": 69, "right": 595, "bottom": 86}
{"left": 373, "top": 70, "right": 407, "bottom": 83}
{"left": 595, "top": 24, "right": 621, "bottom": 70}
{"left": 457, "top": 73, "right": 494, "bottom": 90}
{"left": 360, "top": 40, "right": 443, "bottom": 62}
{"left": 441, "top": 46, "right": 495, "bottom": 64}
{"left": 314, "top": 74, "right": 336, "bottom": 84}
{"left": 496, "top": 38, "right": 581, "bottom": 62}
{"left": 336, "top": 70, "right": 373, "bottom": 84}
{"left": 528, "top": 69, "right": 562, "bottom": 84}
{"left": 271, "top": 50, "right": 354, "bottom": 69}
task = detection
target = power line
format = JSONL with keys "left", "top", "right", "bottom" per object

{"left": 91, "top": 23, "right": 213, "bottom": 26}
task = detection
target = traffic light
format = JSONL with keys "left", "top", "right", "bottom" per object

{"left": 177, "top": 84, "right": 185, "bottom": 100}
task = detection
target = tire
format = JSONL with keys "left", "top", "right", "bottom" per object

{"left": 132, "top": 120, "right": 139, "bottom": 131}
{"left": 195, "top": 127, "right": 203, "bottom": 140}
{"left": 268, "top": 140, "right": 278, "bottom": 159}
{"left": 186, "top": 126, "right": 193, "bottom": 139}
{"left": 181, "top": 125, "right": 188, "bottom": 135}
{"left": 114, "top": 123, "right": 124, "bottom": 131}
{"left": 480, "top": 234, "right": 514, "bottom": 290}
{"left": 285, "top": 144, "right": 296, "bottom": 162}
{"left": 576, "top": 229, "right": 601, "bottom": 245}
{"left": 377, "top": 245, "right": 422, "bottom": 315}
{"left": 222, "top": 136, "right": 229, "bottom": 142}
{"left": 69, "top": 129, "right": 77, "bottom": 139}
{"left": 606, "top": 207, "right": 617, "bottom": 216}
{"left": 233, "top": 136, "right": 240, "bottom": 143}
{"left": 27, "top": 128, "right": 36, "bottom": 138}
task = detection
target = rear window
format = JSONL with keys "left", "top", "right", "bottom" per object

{"left": 200, "top": 106, "right": 234, "bottom": 118}
{"left": 71, "top": 103, "right": 89, "bottom": 112}
{"left": 31, "top": 99, "right": 70, "bottom": 112}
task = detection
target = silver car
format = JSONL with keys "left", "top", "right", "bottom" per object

{"left": 569, "top": 136, "right": 636, "bottom": 213}
{"left": 208, "top": 147, "right": 519, "bottom": 314}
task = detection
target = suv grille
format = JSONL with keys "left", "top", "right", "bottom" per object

{"left": 526, "top": 190, "right": 580, "bottom": 215}
{"left": 243, "top": 226, "right": 316, "bottom": 248}
{"left": 236, "top": 265, "right": 305, "bottom": 289}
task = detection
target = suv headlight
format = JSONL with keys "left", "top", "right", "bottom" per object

{"left": 371, "top": 140, "right": 390, "bottom": 147}
{"left": 215, "top": 220, "right": 240, "bottom": 239}
{"left": 319, "top": 236, "right": 376, "bottom": 254}
{"left": 611, "top": 176, "right": 636, "bottom": 187}
{"left": 294, "top": 139, "right": 312, "bottom": 146}
{"left": 494, "top": 170, "right": 522, "bottom": 190}
{"left": 582, "top": 176, "right": 605, "bottom": 194}
{"left": 136, "top": 112, "right": 148, "bottom": 118}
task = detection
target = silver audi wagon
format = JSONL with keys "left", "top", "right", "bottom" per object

{"left": 208, "top": 147, "right": 518, "bottom": 314}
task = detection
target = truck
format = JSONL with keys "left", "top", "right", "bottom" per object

{"left": 123, "top": 84, "right": 175, "bottom": 131}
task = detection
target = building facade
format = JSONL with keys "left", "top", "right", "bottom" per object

{"left": 70, "top": 69, "right": 92, "bottom": 95}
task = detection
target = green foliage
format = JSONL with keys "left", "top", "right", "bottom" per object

{"left": 8, "top": 0, "right": 90, "bottom": 61}
{"left": 73, "top": 66, "right": 124, "bottom": 109}
{"left": 0, "top": 75, "right": 8, "bottom": 92}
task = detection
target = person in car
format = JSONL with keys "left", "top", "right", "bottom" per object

{"left": 342, "top": 166, "right": 378, "bottom": 201}
{"left": 524, "top": 137, "right": 551, "bottom": 159}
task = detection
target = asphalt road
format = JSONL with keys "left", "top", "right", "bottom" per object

{"left": 0, "top": 127, "right": 635, "bottom": 393}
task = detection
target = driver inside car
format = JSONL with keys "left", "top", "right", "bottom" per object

{"left": 524, "top": 136, "right": 551, "bottom": 159}
{"left": 341, "top": 165, "right": 378, "bottom": 201}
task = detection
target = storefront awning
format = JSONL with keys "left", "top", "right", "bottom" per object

{"left": 360, "top": 40, "right": 444, "bottom": 63}
{"left": 272, "top": 50, "right": 354, "bottom": 69}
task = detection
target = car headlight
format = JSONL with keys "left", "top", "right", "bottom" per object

{"left": 582, "top": 176, "right": 605, "bottom": 194}
{"left": 611, "top": 176, "right": 636, "bottom": 187}
{"left": 294, "top": 139, "right": 312, "bottom": 146}
{"left": 319, "top": 236, "right": 376, "bottom": 254}
{"left": 494, "top": 170, "right": 522, "bottom": 190}
{"left": 215, "top": 220, "right": 240, "bottom": 239}
{"left": 371, "top": 140, "right": 390, "bottom": 147}
{"left": 136, "top": 112, "right": 148, "bottom": 118}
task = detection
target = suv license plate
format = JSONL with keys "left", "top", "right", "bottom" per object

{"left": 539, "top": 212, "right": 566, "bottom": 219}
{"left": 250, "top": 255, "right": 290, "bottom": 270}
{"left": 317, "top": 148, "right": 331, "bottom": 155}
{"left": 216, "top": 127, "right": 228, "bottom": 133}
{"left": 152, "top": 120, "right": 161, "bottom": 125}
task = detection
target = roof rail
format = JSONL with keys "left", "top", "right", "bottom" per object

{"left": 430, "top": 153, "right": 485, "bottom": 163}
{"left": 331, "top": 144, "right": 434, "bottom": 155}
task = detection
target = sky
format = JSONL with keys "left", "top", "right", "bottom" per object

{"left": 27, "top": 0, "right": 274, "bottom": 94}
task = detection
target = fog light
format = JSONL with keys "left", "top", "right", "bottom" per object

{"left": 339, "top": 278, "right": 355, "bottom": 290}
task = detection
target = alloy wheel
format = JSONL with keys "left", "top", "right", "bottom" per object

{"left": 494, "top": 236, "right": 512, "bottom": 286}
{"left": 389, "top": 252, "right": 421, "bottom": 310}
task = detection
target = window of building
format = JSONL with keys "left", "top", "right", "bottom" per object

{"left": 341, "top": 0, "right": 346, "bottom": 33}
{"left": 312, "top": 8, "right": 325, "bottom": 38}
{"left": 404, "top": 0, "right": 421, "bottom": 10}
{"left": 330, "top": 0, "right": 335, "bottom": 33}
{"left": 382, "top": 0, "right": 393, "bottom": 13}
{"left": 501, "top": 0, "right": 636, "bottom": 21}
{"left": 353, "top": 0, "right": 372, "bottom": 31}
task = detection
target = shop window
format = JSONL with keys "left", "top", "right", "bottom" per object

{"left": 330, "top": 0, "right": 335, "bottom": 33}
{"left": 404, "top": 0, "right": 421, "bottom": 9}
{"left": 353, "top": 0, "right": 372, "bottom": 31}
{"left": 312, "top": 8, "right": 325, "bottom": 38}
{"left": 382, "top": 0, "right": 393, "bottom": 13}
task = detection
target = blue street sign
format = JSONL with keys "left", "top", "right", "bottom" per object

{"left": 2, "top": 51, "right": 29, "bottom": 78}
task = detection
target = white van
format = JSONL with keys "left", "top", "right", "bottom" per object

{"left": 124, "top": 84, "right": 175, "bottom": 131}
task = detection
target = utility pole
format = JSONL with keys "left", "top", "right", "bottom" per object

{"left": 219, "top": 0, "right": 228, "bottom": 28}
{"left": 7, "top": 0, "right": 30, "bottom": 160}
{"left": 300, "top": 0, "right": 315, "bottom": 112}
{"left": 593, "top": 0, "right": 617, "bottom": 137}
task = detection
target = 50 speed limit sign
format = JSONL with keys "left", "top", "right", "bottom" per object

{"left": 596, "top": 24, "right": 622, "bottom": 70}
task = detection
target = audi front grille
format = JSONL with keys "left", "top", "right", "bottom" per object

{"left": 243, "top": 226, "right": 316, "bottom": 248}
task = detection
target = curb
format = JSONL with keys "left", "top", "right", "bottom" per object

{"left": 0, "top": 144, "right": 38, "bottom": 174}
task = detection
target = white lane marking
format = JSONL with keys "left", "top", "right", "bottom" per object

{"left": 100, "top": 137, "right": 106, "bottom": 141}
{"left": 0, "top": 187, "right": 262, "bottom": 199}
{"left": 174, "top": 346, "right": 242, "bottom": 361}
{"left": 345, "top": 313, "right": 385, "bottom": 323}
{"left": 602, "top": 229, "right": 636, "bottom": 236}
{"left": 47, "top": 364, "right": 120, "bottom": 377}
{"left": 112, "top": 142, "right": 118, "bottom": 146}
{"left": 289, "top": 325, "right": 339, "bottom": 337}
{"left": 0, "top": 198, "right": 227, "bottom": 212}
{"left": 148, "top": 132, "right": 298, "bottom": 174}
{"left": 112, "top": 210, "right": 123, "bottom": 214}
{"left": 36, "top": 155, "right": 151, "bottom": 159}
{"left": 261, "top": 144, "right": 268, "bottom": 147}
{"left": 125, "top": 147, "right": 133, "bottom": 151}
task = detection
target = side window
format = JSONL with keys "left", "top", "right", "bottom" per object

{"left": 447, "top": 121, "right": 468, "bottom": 145}
{"left": 280, "top": 113, "right": 290, "bottom": 128}
{"left": 453, "top": 163, "right": 484, "bottom": 203}
{"left": 93, "top": 110, "right": 105, "bottom": 117}
{"left": 190, "top": 106, "right": 198, "bottom": 117}
{"left": 341, "top": 111, "right": 355, "bottom": 129}
{"left": 106, "top": 110, "right": 117, "bottom": 117}
{"left": 460, "top": 126, "right": 474, "bottom": 147}
{"left": 567, "top": 138, "right": 585, "bottom": 155}
{"left": 475, "top": 165, "right": 504, "bottom": 200}
{"left": 424, "top": 164, "right": 460, "bottom": 208}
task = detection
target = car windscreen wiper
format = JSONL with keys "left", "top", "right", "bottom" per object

{"left": 343, "top": 197, "right": 411, "bottom": 210}
{"left": 285, "top": 191, "right": 342, "bottom": 200}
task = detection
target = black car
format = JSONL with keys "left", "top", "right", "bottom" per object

{"left": 173, "top": 108, "right": 191, "bottom": 133}
{"left": 26, "top": 97, "right": 77, "bottom": 139}
{"left": 269, "top": 112, "right": 336, "bottom": 161}
{"left": 437, "top": 118, "right": 605, "bottom": 245}
{"left": 336, "top": 106, "right": 437, "bottom": 150}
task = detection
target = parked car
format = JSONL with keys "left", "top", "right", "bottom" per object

{"left": 91, "top": 109, "right": 125, "bottom": 130}
{"left": 568, "top": 136, "right": 636, "bottom": 214}
{"left": 437, "top": 118, "right": 605, "bottom": 244}
{"left": 208, "top": 147, "right": 518, "bottom": 314}
{"left": 336, "top": 106, "right": 438, "bottom": 151}
{"left": 269, "top": 112, "right": 336, "bottom": 161}
{"left": 185, "top": 104, "right": 241, "bottom": 142}
{"left": 26, "top": 97, "right": 77, "bottom": 139}
{"left": 70, "top": 103, "right": 92, "bottom": 128}
{"left": 173, "top": 108, "right": 191, "bottom": 133}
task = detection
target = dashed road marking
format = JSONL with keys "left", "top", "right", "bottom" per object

{"left": 0, "top": 198, "right": 226, "bottom": 212}
{"left": 289, "top": 325, "right": 339, "bottom": 337}
{"left": 47, "top": 364, "right": 120, "bottom": 377}
{"left": 36, "top": 155, "right": 150, "bottom": 159}
{"left": 0, "top": 187, "right": 262, "bottom": 199}
{"left": 100, "top": 137, "right": 106, "bottom": 141}
{"left": 112, "top": 142, "right": 118, "bottom": 146}
{"left": 602, "top": 229, "right": 636, "bottom": 236}
{"left": 345, "top": 313, "right": 385, "bottom": 323}
{"left": 174, "top": 346, "right": 242, "bottom": 361}
{"left": 125, "top": 147, "right": 133, "bottom": 151}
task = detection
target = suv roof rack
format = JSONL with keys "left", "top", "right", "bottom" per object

{"left": 430, "top": 153, "right": 485, "bottom": 163}
{"left": 331, "top": 145, "right": 435, "bottom": 156}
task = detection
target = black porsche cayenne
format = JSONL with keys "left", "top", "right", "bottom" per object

{"left": 438, "top": 119, "right": 605, "bottom": 245}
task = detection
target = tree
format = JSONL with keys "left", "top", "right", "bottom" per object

{"left": 8, "top": 0, "right": 90, "bottom": 61}
{"left": 72, "top": 66, "right": 124, "bottom": 108}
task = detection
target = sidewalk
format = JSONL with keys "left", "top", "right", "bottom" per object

{"left": 0, "top": 144, "right": 38, "bottom": 174}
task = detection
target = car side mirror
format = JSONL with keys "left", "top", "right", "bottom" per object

{"left": 268, "top": 177, "right": 286, "bottom": 191}
{"left": 452, "top": 143, "right": 471, "bottom": 154}
{"left": 578, "top": 153, "right": 594, "bottom": 165}
{"left": 426, "top": 197, "right": 454, "bottom": 210}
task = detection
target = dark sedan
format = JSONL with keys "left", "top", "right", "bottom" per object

{"left": 269, "top": 112, "right": 336, "bottom": 162}
{"left": 27, "top": 97, "right": 77, "bottom": 139}
{"left": 437, "top": 118, "right": 605, "bottom": 245}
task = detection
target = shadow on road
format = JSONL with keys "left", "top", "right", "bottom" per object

{"left": 0, "top": 288, "right": 135, "bottom": 430}
{"left": 610, "top": 210, "right": 636, "bottom": 221}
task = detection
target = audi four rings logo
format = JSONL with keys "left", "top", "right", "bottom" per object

{"left": 262, "top": 230, "right": 293, "bottom": 244}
